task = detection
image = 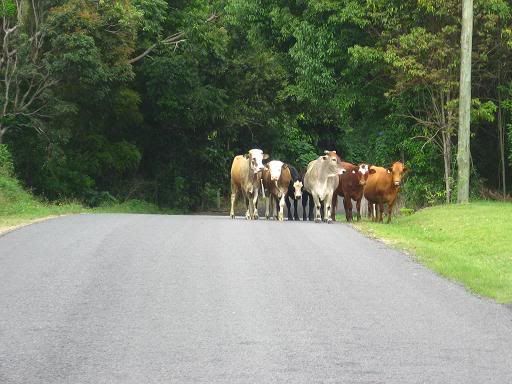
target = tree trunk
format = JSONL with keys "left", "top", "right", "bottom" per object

{"left": 442, "top": 130, "right": 452, "bottom": 203}
{"left": 497, "top": 69, "right": 506, "bottom": 198}
{"left": 456, "top": 0, "right": 473, "bottom": 203}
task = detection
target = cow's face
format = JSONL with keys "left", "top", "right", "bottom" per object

{"left": 358, "top": 163, "right": 370, "bottom": 186}
{"left": 387, "top": 161, "right": 408, "bottom": 187}
{"left": 322, "top": 150, "right": 346, "bottom": 176}
{"left": 267, "top": 160, "right": 284, "bottom": 181}
{"left": 247, "top": 149, "right": 269, "bottom": 174}
{"left": 293, "top": 180, "right": 303, "bottom": 199}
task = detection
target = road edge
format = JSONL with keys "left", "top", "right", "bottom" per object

{"left": 0, "top": 215, "right": 70, "bottom": 238}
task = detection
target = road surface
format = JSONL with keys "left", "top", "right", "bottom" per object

{"left": 1, "top": 214, "right": 511, "bottom": 383}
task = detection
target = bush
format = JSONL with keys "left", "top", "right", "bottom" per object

{"left": 0, "top": 144, "right": 14, "bottom": 176}
{"left": 84, "top": 190, "right": 118, "bottom": 207}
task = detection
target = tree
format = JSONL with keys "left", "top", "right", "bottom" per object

{"left": 472, "top": 0, "right": 512, "bottom": 198}
{"left": 456, "top": 0, "right": 474, "bottom": 203}
{"left": 0, "top": 0, "right": 57, "bottom": 144}
{"left": 352, "top": 0, "right": 462, "bottom": 203}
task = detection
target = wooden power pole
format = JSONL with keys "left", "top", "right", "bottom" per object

{"left": 456, "top": 0, "right": 474, "bottom": 203}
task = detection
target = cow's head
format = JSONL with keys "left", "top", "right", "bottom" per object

{"left": 322, "top": 150, "right": 346, "bottom": 176}
{"left": 387, "top": 161, "right": 408, "bottom": 187}
{"left": 266, "top": 160, "right": 285, "bottom": 181}
{"left": 245, "top": 149, "right": 269, "bottom": 174}
{"left": 292, "top": 180, "right": 303, "bottom": 199}
{"left": 357, "top": 163, "right": 370, "bottom": 186}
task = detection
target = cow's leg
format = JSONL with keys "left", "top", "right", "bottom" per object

{"left": 246, "top": 193, "right": 252, "bottom": 220}
{"left": 370, "top": 202, "right": 376, "bottom": 222}
{"left": 265, "top": 193, "right": 270, "bottom": 219}
{"left": 241, "top": 192, "right": 250, "bottom": 219}
{"left": 285, "top": 195, "right": 293, "bottom": 221}
{"left": 386, "top": 197, "right": 397, "bottom": 224}
{"left": 278, "top": 194, "right": 285, "bottom": 221}
{"left": 245, "top": 190, "right": 254, "bottom": 220}
{"left": 275, "top": 196, "right": 280, "bottom": 220}
{"left": 345, "top": 195, "right": 353, "bottom": 222}
{"left": 309, "top": 195, "right": 315, "bottom": 221}
{"left": 254, "top": 194, "right": 260, "bottom": 219}
{"left": 343, "top": 195, "right": 349, "bottom": 221}
{"left": 252, "top": 189, "right": 260, "bottom": 220}
{"left": 356, "top": 198, "right": 362, "bottom": 221}
{"left": 293, "top": 198, "right": 299, "bottom": 220}
{"left": 331, "top": 194, "right": 338, "bottom": 221}
{"left": 230, "top": 184, "right": 238, "bottom": 219}
{"left": 313, "top": 193, "right": 322, "bottom": 223}
{"left": 302, "top": 193, "right": 308, "bottom": 221}
{"left": 386, "top": 202, "right": 393, "bottom": 224}
{"left": 325, "top": 193, "right": 334, "bottom": 223}
{"left": 378, "top": 202, "right": 384, "bottom": 223}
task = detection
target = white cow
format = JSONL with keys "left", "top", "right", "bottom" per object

{"left": 303, "top": 150, "right": 346, "bottom": 223}
{"left": 261, "top": 160, "right": 292, "bottom": 221}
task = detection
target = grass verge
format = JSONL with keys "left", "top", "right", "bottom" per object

{"left": 0, "top": 174, "right": 173, "bottom": 233}
{"left": 353, "top": 201, "right": 512, "bottom": 303}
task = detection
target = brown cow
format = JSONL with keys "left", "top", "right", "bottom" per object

{"left": 364, "top": 161, "right": 408, "bottom": 223}
{"left": 262, "top": 160, "right": 292, "bottom": 221}
{"left": 331, "top": 162, "right": 370, "bottom": 222}
{"left": 230, "top": 149, "right": 269, "bottom": 219}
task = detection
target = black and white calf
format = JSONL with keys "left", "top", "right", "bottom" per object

{"left": 284, "top": 165, "right": 303, "bottom": 221}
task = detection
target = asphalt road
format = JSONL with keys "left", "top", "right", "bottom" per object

{"left": 1, "top": 214, "right": 511, "bottom": 384}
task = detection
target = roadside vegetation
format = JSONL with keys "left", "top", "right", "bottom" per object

{"left": 0, "top": 173, "right": 83, "bottom": 230}
{"left": 1, "top": 1, "right": 512, "bottom": 212}
{"left": 354, "top": 202, "right": 512, "bottom": 303}
{"left": 0, "top": 149, "right": 171, "bottom": 232}
{"left": 0, "top": 173, "right": 172, "bottom": 232}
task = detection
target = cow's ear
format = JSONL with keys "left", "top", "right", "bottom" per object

{"left": 387, "top": 168, "right": 392, "bottom": 174}
{"left": 263, "top": 153, "right": 270, "bottom": 160}
{"left": 352, "top": 170, "right": 356, "bottom": 174}
{"left": 369, "top": 168, "right": 377, "bottom": 175}
{"left": 403, "top": 166, "right": 409, "bottom": 173}
{"left": 282, "top": 163, "right": 288, "bottom": 169}
{"left": 244, "top": 153, "right": 250, "bottom": 159}
{"left": 324, "top": 150, "right": 330, "bottom": 154}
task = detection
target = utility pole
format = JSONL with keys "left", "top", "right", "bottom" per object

{"left": 456, "top": 0, "right": 473, "bottom": 203}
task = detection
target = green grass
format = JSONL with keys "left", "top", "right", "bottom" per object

{"left": 0, "top": 174, "right": 173, "bottom": 232}
{"left": 0, "top": 175, "right": 85, "bottom": 229}
{"left": 353, "top": 202, "right": 512, "bottom": 303}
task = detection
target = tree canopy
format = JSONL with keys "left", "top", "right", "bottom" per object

{"left": 1, "top": 0, "right": 511, "bottom": 209}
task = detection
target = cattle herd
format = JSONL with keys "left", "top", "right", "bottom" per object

{"left": 230, "top": 148, "right": 408, "bottom": 224}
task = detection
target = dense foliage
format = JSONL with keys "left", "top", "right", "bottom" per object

{"left": 1, "top": 0, "right": 511, "bottom": 210}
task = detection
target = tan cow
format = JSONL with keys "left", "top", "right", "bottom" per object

{"left": 230, "top": 149, "right": 269, "bottom": 219}
{"left": 261, "top": 160, "right": 292, "bottom": 221}
{"left": 364, "top": 161, "right": 408, "bottom": 223}
{"left": 303, "top": 151, "right": 346, "bottom": 223}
